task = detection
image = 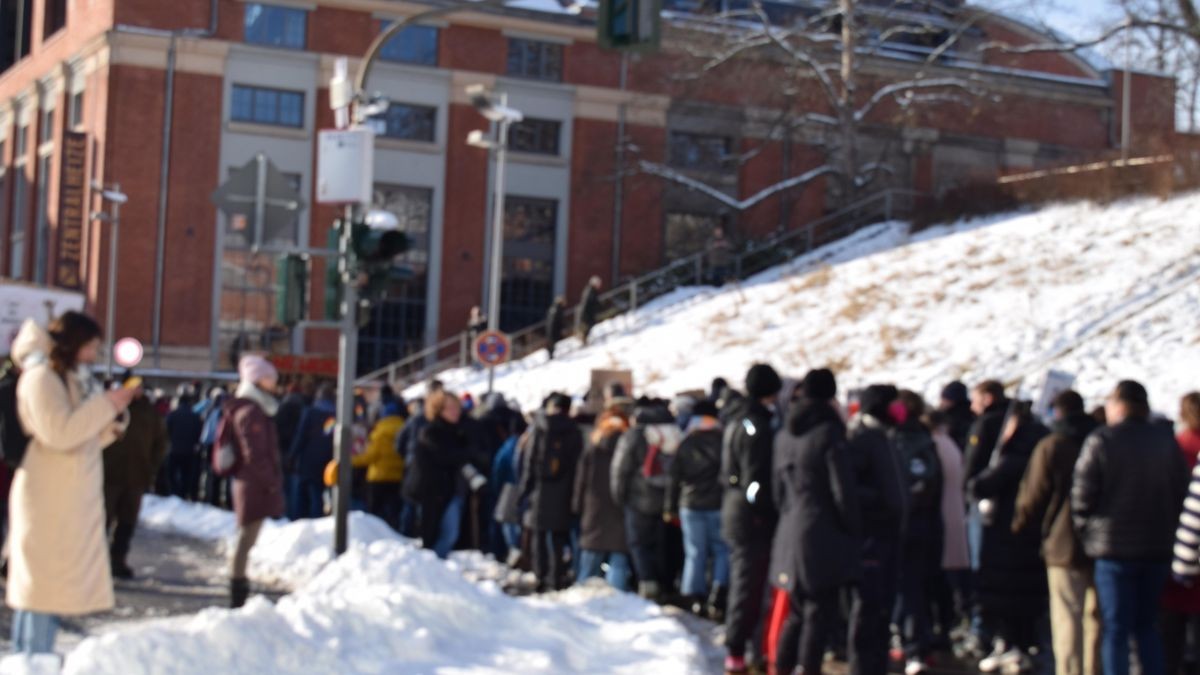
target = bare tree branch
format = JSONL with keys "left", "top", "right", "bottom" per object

{"left": 638, "top": 161, "right": 839, "bottom": 211}
{"left": 855, "top": 77, "right": 981, "bottom": 122}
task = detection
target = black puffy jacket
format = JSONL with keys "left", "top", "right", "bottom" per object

{"left": 665, "top": 423, "right": 723, "bottom": 514}
{"left": 519, "top": 412, "right": 583, "bottom": 532}
{"left": 846, "top": 414, "right": 907, "bottom": 539}
{"left": 1072, "top": 418, "right": 1188, "bottom": 561}
{"left": 611, "top": 406, "right": 679, "bottom": 516}
{"left": 720, "top": 400, "right": 777, "bottom": 544}
{"left": 964, "top": 399, "right": 1009, "bottom": 486}
{"left": 769, "top": 400, "right": 861, "bottom": 595}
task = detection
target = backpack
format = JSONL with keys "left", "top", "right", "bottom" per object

{"left": 536, "top": 426, "right": 569, "bottom": 482}
{"left": 211, "top": 411, "right": 243, "bottom": 478}
{"left": 0, "top": 373, "right": 30, "bottom": 469}
{"left": 890, "top": 427, "right": 941, "bottom": 513}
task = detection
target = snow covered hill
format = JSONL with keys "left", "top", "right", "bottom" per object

{"left": 423, "top": 192, "right": 1200, "bottom": 415}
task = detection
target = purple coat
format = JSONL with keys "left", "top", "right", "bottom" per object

{"left": 225, "top": 399, "right": 285, "bottom": 526}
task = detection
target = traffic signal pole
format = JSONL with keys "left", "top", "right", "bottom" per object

{"left": 333, "top": 210, "right": 359, "bottom": 555}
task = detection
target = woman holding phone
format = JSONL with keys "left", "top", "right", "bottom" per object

{"left": 7, "top": 312, "right": 136, "bottom": 655}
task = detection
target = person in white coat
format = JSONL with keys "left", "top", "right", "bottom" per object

{"left": 8, "top": 313, "right": 136, "bottom": 654}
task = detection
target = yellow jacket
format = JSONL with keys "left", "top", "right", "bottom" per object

{"left": 352, "top": 415, "right": 405, "bottom": 483}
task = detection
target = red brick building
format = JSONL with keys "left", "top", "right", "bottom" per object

{"left": 0, "top": 0, "right": 1178, "bottom": 375}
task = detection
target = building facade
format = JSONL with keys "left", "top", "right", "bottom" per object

{"left": 0, "top": 0, "right": 1178, "bottom": 376}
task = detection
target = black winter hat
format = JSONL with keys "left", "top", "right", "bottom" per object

{"left": 860, "top": 384, "right": 899, "bottom": 420}
{"left": 745, "top": 364, "right": 783, "bottom": 400}
{"left": 940, "top": 381, "right": 969, "bottom": 405}
{"left": 802, "top": 368, "right": 838, "bottom": 401}
{"left": 692, "top": 400, "right": 720, "bottom": 419}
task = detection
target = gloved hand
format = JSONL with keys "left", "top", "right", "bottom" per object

{"left": 462, "top": 464, "right": 487, "bottom": 492}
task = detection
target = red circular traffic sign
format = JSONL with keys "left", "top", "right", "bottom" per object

{"left": 114, "top": 338, "right": 144, "bottom": 368}
{"left": 473, "top": 331, "right": 511, "bottom": 367}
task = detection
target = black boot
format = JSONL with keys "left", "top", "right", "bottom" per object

{"left": 707, "top": 584, "right": 728, "bottom": 623}
{"left": 230, "top": 578, "right": 250, "bottom": 608}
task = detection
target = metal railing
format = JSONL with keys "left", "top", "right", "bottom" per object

{"left": 358, "top": 188, "right": 926, "bottom": 387}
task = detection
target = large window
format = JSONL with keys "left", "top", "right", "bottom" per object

{"left": 69, "top": 91, "right": 83, "bottom": 129}
{"left": 508, "top": 118, "right": 561, "bottom": 156}
{"left": 217, "top": 169, "right": 303, "bottom": 370}
{"left": 501, "top": 196, "right": 557, "bottom": 332}
{"left": 231, "top": 85, "right": 305, "bottom": 128}
{"left": 358, "top": 184, "right": 433, "bottom": 374}
{"left": 9, "top": 164, "right": 26, "bottom": 279}
{"left": 665, "top": 212, "right": 722, "bottom": 262}
{"left": 244, "top": 3, "right": 307, "bottom": 49}
{"left": 506, "top": 39, "right": 563, "bottom": 82}
{"left": 379, "top": 25, "right": 439, "bottom": 66}
{"left": 38, "top": 108, "right": 52, "bottom": 145}
{"left": 43, "top": 0, "right": 66, "bottom": 38}
{"left": 371, "top": 103, "right": 436, "bottom": 142}
{"left": 669, "top": 131, "right": 731, "bottom": 171}
{"left": 32, "top": 153, "right": 49, "bottom": 283}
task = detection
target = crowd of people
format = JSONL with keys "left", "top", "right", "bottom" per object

{"left": 2, "top": 308, "right": 1200, "bottom": 675}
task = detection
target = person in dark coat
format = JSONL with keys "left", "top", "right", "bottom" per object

{"left": 577, "top": 276, "right": 602, "bottom": 346}
{"left": 275, "top": 378, "right": 312, "bottom": 495}
{"left": 165, "top": 388, "right": 204, "bottom": 501}
{"left": 1012, "top": 389, "right": 1100, "bottom": 675}
{"left": 546, "top": 297, "right": 566, "bottom": 360}
{"left": 721, "top": 363, "right": 782, "bottom": 673}
{"left": 938, "top": 380, "right": 975, "bottom": 452}
{"left": 1072, "top": 381, "right": 1187, "bottom": 675}
{"left": 103, "top": 374, "right": 168, "bottom": 579}
{"left": 968, "top": 401, "right": 1050, "bottom": 672}
{"left": 223, "top": 357, "right": 286, "bottom": 608}
{"left": 412, "top": 390, "right": 482, "bottom": 559}
{"left": 665, "top": 399, "right": 728, "bottom": 618}
{"left": 611, "top": 400, "right": 681, "bottom": 600}
{"left": 770, "top": 369, "right": 861, "bottom": 675}
{"left": 890, "top": 390, "right": 944, "bottom": 674}
{"left": 845, "top": 383, "right": 907, "bottom": 675}
{"left": 286, "top": 384, "right": 336, "bottom": 520}
{"left": 574, "top": 405, "right": 632, "bottom": 589}
{"left": 519, "top": 393, "right": 583, "bottom": 591}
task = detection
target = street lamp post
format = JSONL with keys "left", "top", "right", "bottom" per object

{"left": 465, "top": 86, "right": 522, "bottom": 395}
{"left": 92, "top": 182, "right": 128, "bottom": 379}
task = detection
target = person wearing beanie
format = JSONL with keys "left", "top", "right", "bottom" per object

{"left": 720, "top": 363, "right": 782, "bottom": 673}
{"left": 352, "top": 400, "right": 407, "bottom": 531}
{"left": 768, "top": 367, "right": 862, "bottom": 675}
{"left": 287, "top": 384, "right": 337, "bottom": 521}
{"left": 1073, "top": 380, "right": 1187, "bottom": 675}
{"left": 224, "top": 355, "right": 285, "bottom": 608}
{"left": 938, "top": 381, "right": 975, "bottom": 451}
{"left": 844, "top": 383, "right": 908, "bottom": 674}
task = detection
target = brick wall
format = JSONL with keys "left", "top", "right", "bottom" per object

{"left": 438, "top": 102, "right": 490, "bottom": 339}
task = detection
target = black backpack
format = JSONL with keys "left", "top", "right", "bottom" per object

{"left": 890, "top": 427, "right": 942, "bottom": 513}
{"left": 0, "top": 372, "right": 30, "bottom": 469}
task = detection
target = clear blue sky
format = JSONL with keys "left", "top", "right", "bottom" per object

{"left": 973, "top": 0, "right": 1123, "bottom": 41}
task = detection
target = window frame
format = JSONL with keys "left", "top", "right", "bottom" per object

{"left": 371, "top": 103, "right": 437, "bottom": 143}
{"left": 378, "top": 25, "right": 439, "bottom": 67}
{"left": 507, "top": 117, "right": 562, "bottom": 156}
{"left": 243, "top": 3, "right": 308, "bottom": 50}
{"left": 505, "top": 38, "right": 564, "bottom": 82}
{"left": 668, "top": 130, "right": 733, "bottom": 172}
{"left": 230, "top": 84, "right": 306, "bottom": 129}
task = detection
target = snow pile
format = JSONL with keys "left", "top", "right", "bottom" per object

{"left": 61, "top": 497, "right": 707, "bottom": 674}
{"left": 419, "top": 193, "right": 1200, "bottom": 414}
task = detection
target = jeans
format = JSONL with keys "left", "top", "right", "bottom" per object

{"left": 577, "top": 549, "right": 633, "bottom": 591}
{"left": 288, "top": 476, "right": 325, "bottom": 520}
{"left": 501, "top": 523, "right": 522, "bottom": 552}
{"left": 434, "top": 495, "right": 464, "bottom": 559}
{"left": 400, "top": 500, "right": 420, "bottom": 539}
{"left": 679, "top": 508, "right": 729, "bottom": 596}
{"left": 1094, "top": 558, "right": 1170, "bottom": 675}
{"left": 11, "top": 610, "right": 58, "bottom": 655}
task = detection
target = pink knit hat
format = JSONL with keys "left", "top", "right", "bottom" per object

{"left": 238, "top": 355, "right": 278, "bottom": 385}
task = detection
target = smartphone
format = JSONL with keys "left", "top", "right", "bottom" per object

{"left": 123, "top": 376, "right": 143, "bottom": 390}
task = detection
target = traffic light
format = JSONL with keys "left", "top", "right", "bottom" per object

{"left": 276, "top": 254, "right": 308, "bottom": 327}
{"left": 324, "top": 227, "right": 342, "bottom": 321}
{"left": 598, "top": 0, "right": 661, "bottom": 52}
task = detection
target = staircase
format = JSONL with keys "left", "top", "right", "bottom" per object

{"left": 357, "top": 189, "right": 927, "bottom": 388}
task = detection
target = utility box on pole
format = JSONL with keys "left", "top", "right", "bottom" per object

{"left": 317, "top": 128, "right": 375, "bottom": 205}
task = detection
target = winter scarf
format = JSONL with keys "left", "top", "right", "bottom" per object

{"left": 236, "top": 381, "right": 280, "bottom": 417}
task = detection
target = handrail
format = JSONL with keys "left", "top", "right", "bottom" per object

{"left": 357, "top": 188, "right": 926, "bottom": 386}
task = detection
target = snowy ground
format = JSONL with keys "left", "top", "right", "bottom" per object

{"left": 417, "top": 193, "right": 1200, "bottom": 416}
{"left": 32, "top": 497, "right": 710, "bottom": 675}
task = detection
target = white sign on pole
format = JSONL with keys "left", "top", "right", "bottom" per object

{"left": 1034, "top": 369, "right": 1077, "bottom": 424}
{"left": 1, "top": 282, "right": 85, "bottom": 356}
{"left": 317, "top": 128, "right": 375, "bottom": 205}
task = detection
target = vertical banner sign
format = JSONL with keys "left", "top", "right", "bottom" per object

{"left": 55, "top": 131, "right": 88, "bottom": 290}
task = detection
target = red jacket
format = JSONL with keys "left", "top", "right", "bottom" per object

{"left": 225, "top": 398, "right": 285, "bottom": 527}
{"left": 1163, "top": 429, "right": 1200, "bottom": 613}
